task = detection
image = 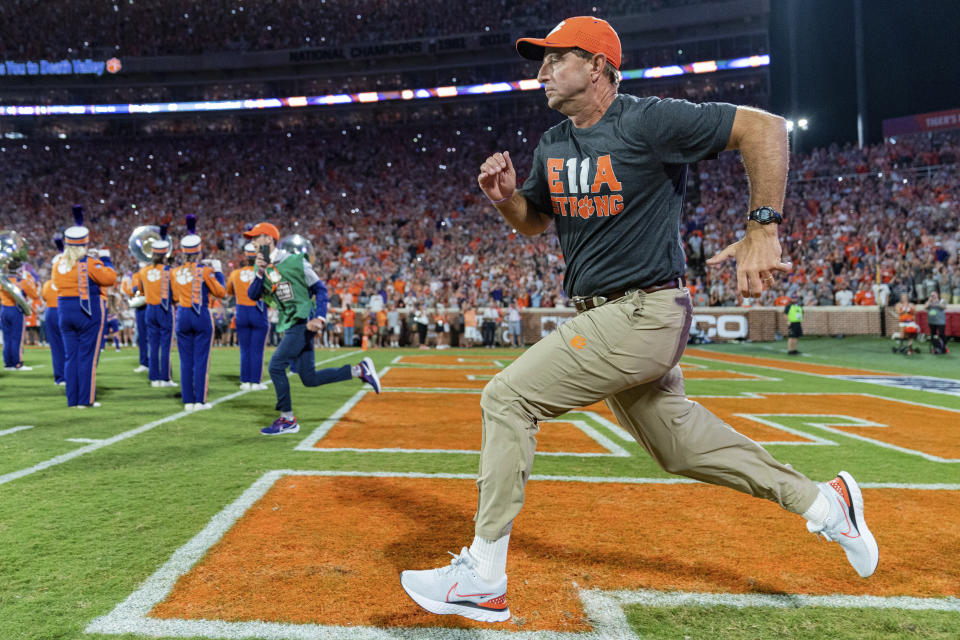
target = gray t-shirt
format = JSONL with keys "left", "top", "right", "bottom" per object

{"left": 519, "top": 94, "right": 736, "bottom": 298}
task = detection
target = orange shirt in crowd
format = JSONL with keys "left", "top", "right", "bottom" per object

{"left": 169, "top": 262, "right": 226, "bottom": 308}
{"left": 853, "top": 289, "right": 876, "bottom": 306}
{"left": 342, "top": 308, "right": 356, "bottom": 328}
{"left": 774, "top": 295, "right": 792, "bottom": 306}
{"left": 226, "top": 265, "right": 259, "bottom": 306}
{"left": 376, "top": 309, "right": 387, "bottom": 328}
{"left": 136, "top": 263, "right": 172, "bottom": 305}
{"left": 1, "top": 272, "right": 39, "bottom": 308}
{"left": 41, "top": 280, "right": 59, "bottom": 308}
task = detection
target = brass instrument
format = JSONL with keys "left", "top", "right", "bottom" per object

{"left": 128, "top": 225, "right": 162, "bottom": 265}
{"left": 0, "top": 230, "right": 32, "bottom": 313}
{"left": 279, "top": 234, "right": 314, "bottom": 259}
{"left": 127, "top": 226, "right": 161, "bottom": 307}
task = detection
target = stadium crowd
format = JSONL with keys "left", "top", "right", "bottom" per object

{"left": 2, "top": 101, "right": 957, "bottom": 347}
{"left": 1, "top": 0, "right": 732, "bottom": 60}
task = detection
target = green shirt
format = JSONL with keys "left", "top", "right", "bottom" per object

{"left": 263, "top": 253, "right": 314, "bottom": 332}
{"left": 786, "top": 303, "right": 803, "bottom": 323}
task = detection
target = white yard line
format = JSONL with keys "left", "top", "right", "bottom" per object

{"left": 0, "top": 390, "right": 248, "bottom": 487}
{"left": 731, "top": 414, "right": 840, "bottom": 446}
{"left": 87, "top": 470, "right": 960, "bottom": 640}
{"left": 0, "top": 353, "right": 357, "bottom": 488}
{"left": 0, "top": 425, "right": 33, "bottom": 437}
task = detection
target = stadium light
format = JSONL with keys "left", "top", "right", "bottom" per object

{"left": 787, "top": 116, "right": 810, "bottom": 153}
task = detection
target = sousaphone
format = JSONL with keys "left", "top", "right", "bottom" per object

{"left": 0, "top": 230, "right": 31, "bottom": 313}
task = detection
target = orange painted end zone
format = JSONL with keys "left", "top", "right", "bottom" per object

{"left": 684, "top": 347, "right": 893, "bottom": 377}
{"left": 579, "top": 401, "right": 812, "bottom": 443}
{"left": 397, "top": 355, "right": 509, "bottom": 367}
{"left": 382, "top": 367, "right": 493, "bottom": 388}
{"left": 315, "top": 392, "right": 609, "bottom": 453}
{"left": 385, "top": 363, "right": 763, "bottom": 390}
{"left": 151, "top": 476, "right": 960, "bottom": 632}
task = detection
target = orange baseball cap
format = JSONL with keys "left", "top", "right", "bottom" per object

{"left": 516, "top": 16, "right": 621, "bottom": 70}
{"left": 243, "top": 222, "right": 280, "bottom": 241}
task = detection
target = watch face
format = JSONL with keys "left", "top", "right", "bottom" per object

{"left": 751, "top": 207, "right": 781, "bottom": 224}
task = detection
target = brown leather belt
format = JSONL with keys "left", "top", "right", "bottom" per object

{"left": 573, "top": 276, "right": 686, "bottom": 313}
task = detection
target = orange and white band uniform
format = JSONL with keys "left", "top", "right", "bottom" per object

{"left": 170, "top": 261, "right": 226, "bottom": 404}
{"left": 1, "top": 271, "right": 39, "bottom": 368}
{"left": 54, "top": 254, "right": 117, "bottom": 406}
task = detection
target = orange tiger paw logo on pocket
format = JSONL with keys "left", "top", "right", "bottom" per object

{"left": 570, "top": 335, "right": 587, "bottom": 350}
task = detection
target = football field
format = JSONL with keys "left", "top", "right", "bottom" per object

{"left": 1, "top": 337, "right": 959, "bottom": 640}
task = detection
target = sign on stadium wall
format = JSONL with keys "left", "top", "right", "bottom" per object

{"left": 520, "top": 308, "right": 754, "bottom": 344}
{"left": 882, "top": 107, "right": 960, "bottom": 137}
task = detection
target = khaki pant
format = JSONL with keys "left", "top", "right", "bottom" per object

{"left": 475, "top": 288, "right": 819, "bottom": 540}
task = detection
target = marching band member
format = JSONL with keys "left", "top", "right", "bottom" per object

{"left": 123, "top": 268, "right": 149, "bottom": 373}
{"left": 42, "top": 238, "right": 66, "bottom": 385}
{"left": 136, "top": 229, "right": 177, "bottom": 388}
{"left": 227, "top": 243, "right": 269, "bottom": 390}
{"left": 1, "top": 243, "right": 39, "bottom": 371}
{"left": 54, "top": 206, "right": 117, "bottom": 407}
{"left": 171, "top": 215, "right": 226, "bottom": 411}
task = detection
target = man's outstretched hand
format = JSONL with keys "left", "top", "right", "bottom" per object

{"left": 706, "top": 223, "right": 792, "bottom": 297}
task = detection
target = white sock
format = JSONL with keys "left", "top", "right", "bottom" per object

{"left": 281, "top": 411, "right": 294, "bottom": 420}
{"left": 802, "top": 491, "right": 830, "bottom": 526}
{"left": 351, "top": 365, "right": 361, "bottom": 377}
{"left": 469, "top": 534, "right": 510, "bottom": 583}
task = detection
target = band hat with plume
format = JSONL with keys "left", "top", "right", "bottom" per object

{"left": 181, "top": 214, "right": 202, "bottom": 254}
{"left": 152, "top": 223, "right": 170, "bottom": 254}
{"left": 64, "top": 205, "right": 90, "bottom": 245}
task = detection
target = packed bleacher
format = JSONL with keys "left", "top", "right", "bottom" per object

{"left": 1, "top": 0, "right": 732, "bottom": 60}
{"left": 688, "top": 130, "right": 960, "bottom": 308}
{"left": 2, "top": 90, "right": 958, "bottom": 346}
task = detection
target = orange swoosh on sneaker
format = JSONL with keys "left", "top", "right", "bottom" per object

{"left": 835, "top": 496, "right": 859, "bottom": 539}
{"left": 446, "top": 581, "right": 496, "bottom": 601}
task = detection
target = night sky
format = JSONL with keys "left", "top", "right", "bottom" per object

{"left": 769, "top": 0, "right": 960, "bottom": 149}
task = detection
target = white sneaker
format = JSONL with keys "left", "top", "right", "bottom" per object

{"left": 4, "top": 365, "right": 32, "bottom": 371}
{"left": 151, "top": 380, "right": 161, "bottom": 388}
{"left": 133, "top": 365, "right": 148, "bottom": 373}
{"left": 400, "top": 548, "right": 509, "bottom": 622}
{"left": 807, "top": 471, "right": 879, "bottom": 578}
{"left": 197, "top": 402, "right": 213, "bottom": 410}
{"left": 252, "top": 382, "right": 268, "bottom": 390}
{"left": 184, "top": 403, "right": 197, "bottom": 412}
{"left": 240, "top": 382, "right": 252, "bottom": 391}
{"left": 56, "top": 381, "right": 66, "bottom": 386}
{"left": 162, "top": 380, "right": 178, "bottom": 388}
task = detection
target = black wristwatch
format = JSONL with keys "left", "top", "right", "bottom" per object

{"left": 748, "top": 206, "right": 783, "bottom": 225}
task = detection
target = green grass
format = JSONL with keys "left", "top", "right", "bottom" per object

{"left": 696, "top": 335, "right": 960, "bottom": 379}
{"left": 625, "top": 604, "right": 960, "bottom": 640}
{"left": 0, "top": 339, "right": 958, "bottom": 639}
